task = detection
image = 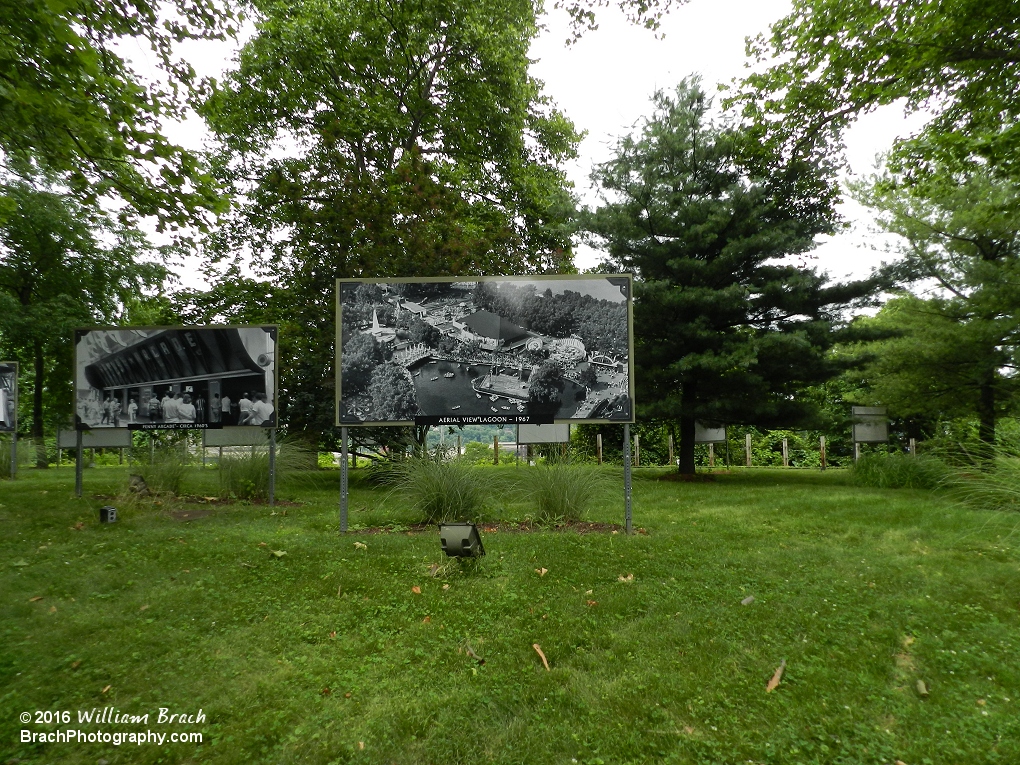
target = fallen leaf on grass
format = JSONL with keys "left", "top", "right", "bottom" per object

{"left": 422, "top": 616, "right": 431, "bottom": 624}
{"left": 895, "top": 761, "right": 909, "bottom": 765}
{"left": 411, "top": 585, "right": 421, "bottom": 594}
{"left": 916, "top": 680, "right": 929, "bottom": 697}
{"left": 344, "top": 692, "right": 352, "bottom": 698}
{"left": 358, "top": 741, "right": 364, "bottom": 750}
{"left": 101, "top": 685, "right": 111, "bottom": 694}
{"left": 533, "top": 643, "right": 550, "bottom": 671}
{"left": 70, "top": 522, "right": 84, "bottom": 531}
{"left": 320, "top": 687, "right": 331, "bottom": 696}
{"left": 11, "top": 559, "right": 29, "bottom": 567}
{"left": 442, "top": 584, "right": 450, "bottom": 591}
{"left": 270, "top": 550, "right": 287, "bottom": 558}
{"left": 49, "top": 606, "right": 57, "bottom": 613}
{"left": 586, "top": 600, "right": 598, "bottom": 607}
{"left": 28, "top": 596, "right": 43, "bottom": 602}
{"left": 258, "top": 542, "right": 267, "bottom": 547}
{"left": 71, "top": 661, "right": 81, "bottom": 670}
{"left": 240, "top": 562, "right": 255, "bottom": 569}
{"left": 139, "top": 604, "right": 149, "bottom": 611}
{"left": 766, "top": 659, "right": 786, "bottom": 692}
{"left": 618, "top": 573, "right": 634, "bottom": 583}
{"left": 329, "top": 631, "right": 337, "bottom": 639}
{"left": 428, "top": 563, "right": 440, "bottom": 577}
{"left": 636, "top": 528, "right": 648, "bottom": 535}
{"left": 741, "top": 595, "right": 755, "bottom": 606}
{"left": 353, "top": 542, "right": 367, "bottom": 551}
{"left": 465, "top": 643, "right": 485, "bottom": 665}
{"left": 535, "top": 568, "right": 548, "bottom": 577}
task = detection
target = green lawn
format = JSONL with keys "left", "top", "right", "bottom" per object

{"left": 2, "top": 465, "right": 1019, "bottom": 764}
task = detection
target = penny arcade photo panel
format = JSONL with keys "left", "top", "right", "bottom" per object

{"left": 74, "top": 327, "right": 278, "bottom": 430}
{"left": 336, "top": 275, "right": 634, "bottom": 427}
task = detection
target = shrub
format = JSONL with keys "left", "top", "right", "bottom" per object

{"left": 384, "top": 457, "right": 486, "bottom": 524}
{"left": 138, "top": 447, "right": 189, "bottom": 495}
{"left": 849, "top": 452, "right": 950, "bottom": 490}
{"left": 218, "top": 440, "right": 317, "bottom": 501}
{"left": 513, "top": 463, "right": 609, "bottom": 525}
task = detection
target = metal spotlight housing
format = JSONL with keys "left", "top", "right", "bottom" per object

{"left": 439, "top": 522, "right": 485, "bottom": 558}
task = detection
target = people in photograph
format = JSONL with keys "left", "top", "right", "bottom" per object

{"left": 101, "top": 396, "right": 113, "bottom": 424}
{"left": 210, "top": 393, "right": 222, "bottom": 423}
{"left": 195, "top": 394, "right": 206, "bottom": 423}
{"left": 249, "top": 392, "right": 275, "bottom": 426}
{"left": 128, "top": 397, "right": 138, "bottom": 424}
{"left": 221, "top": 393, "right": 232, "bottom": 425}
{"left": 160, "top": 390, "right": 175, "bottom": 421}
{"left": 238, "top": 392, "right": 253, "bottom": 425}
{"left": 110, "top": 398, "right": 122, "bottom": 427}
{"left": 148, "top": 392, "right": 161, "bottom": 420}
{"left": 178, "top": 394, "right": 197, "bottom": 424}
{"left": 162, "top": 391, "right": 181, "bottom": 423}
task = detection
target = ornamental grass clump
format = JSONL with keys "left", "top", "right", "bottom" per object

{"left": 515, "top": 463, "right": 609, "bottom": 525}
{"left": 137, "top": 446, "right": 189, "bottom": 495}
{"left": 385, "top": 456, "right": 486, "bottom": 524}
{"left": 849, "top": 452, "right": 950, "bottom": 490}
{"left": 218, "top": 440, "right": 317, "bottom": 501}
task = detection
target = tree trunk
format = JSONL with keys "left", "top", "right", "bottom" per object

{"left": 33, "top": 340, "right": 47, "bottom": 468}
{"left": 977, "top": 368, "right": 996, "bottom": 449}
{"left": 678, "top": 413, "right": 697, "bottom": 475}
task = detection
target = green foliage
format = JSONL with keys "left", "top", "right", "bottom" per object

{"left": 0, "top": 182, "right": 169, "bottom": 462}
{"left": 850, "top": 453, "right": 950, "bottom": 490}
{"left": 848, "top": 167, "right": 1020, "bottom": 444}
{"left": 0, "top": 0, "right": 234, "bottom": 225}
{"left": 137, "top": 447, "right": 189, "bottom": 496}
{"left": 737, "top": 0, "right": 1020, "bottom": 195}
{"left": 368, "top": 362, "right": 419, "bottom": 422}
{"left": 198, "top": 0, "right": 581, "bottom": 441}
{"left": 384, "top": 457, "right": 487, "bottom": 524}
{"left": 512, "top": 464, "right": 608, "bottom": 524}
{"left": 584, "top": 78, "right": 878, "bottom": 473}
{"left": 218, "top": 440, "right": 319, "bottom": 501}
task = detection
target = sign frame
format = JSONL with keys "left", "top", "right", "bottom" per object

{"left": 0, "top": 361, "right": 17, "bottom": 434}
{"left": 335, "top": 274, "right": 635, "bottom": 427}
{"left": 852, "top": 406, "right": 889, "bottom": 444}
{"left": 73, "top": 325, "right": 279, "bottom": 431}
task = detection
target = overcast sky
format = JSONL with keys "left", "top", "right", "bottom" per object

{"left": 155, "top": 0, "right": 931, "bottom": 287}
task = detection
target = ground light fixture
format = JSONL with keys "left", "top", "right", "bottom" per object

{"left": 439, "top": 522, "right": 485, "bottom": 557}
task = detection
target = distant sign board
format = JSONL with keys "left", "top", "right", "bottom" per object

{"left": 852, "top": 406, "right": 889, "bottom": 443}
{"left": 74, "top": 326, "right": 278, "bottom": 430}
{"left": 336, "top": 275, "right": 634, "bottom": 426}
{"left": 203, "top": 427, "right": 272, "bottom": 447}
{"left": 518, "top": 424, "right": 571, "bottom": 444}
{"left": 0, "top": 361, "right": 16, "bottom": 433}
{"left": 694, "top": 422, "right": 726, "bottom": 444}
{"left": 58, "top": 428, "right": 133, "bottom": 449}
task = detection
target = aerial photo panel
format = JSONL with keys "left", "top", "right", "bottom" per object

{"left": 336, "top": 275, "right": 634, "bottom": 426}
{"left": 74, "top": 326, "right": 278, "bottom": 430}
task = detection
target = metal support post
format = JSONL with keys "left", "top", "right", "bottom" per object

{"left": 745, "top": 433, "right": 752, "bottom": 467}
{"left": 820, "top": 436, "right": 826, "bottom": 470}
{"left": 268, "top": 429, "right": 276, "bottom": 507}
{"left": 10, "top": 432, "right": 16, "bottom": 478}
{"left": 623, "top": 424, "right": 633, "bottom": 535}
{"left": 340, "top": 426, "right": 349, "bottom": 533}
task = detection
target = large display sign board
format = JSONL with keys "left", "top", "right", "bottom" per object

{"left": 336, "top": 275, "right": 634, "bottom": 426}
{"left": 0, "top": 361, "right": 16, "bottom": 433}
{"left": 75, "top": 326, "right": 278, "bottom": 430}
{"left": 852, "top": 406, "right": 889, "bottom": 443}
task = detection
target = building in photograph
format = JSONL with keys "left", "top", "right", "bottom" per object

{"left": 75, "top": 326, "right": 277, "bottom": 429}
{"left": 0, "top": 362, "right": 16, "bottom": 432}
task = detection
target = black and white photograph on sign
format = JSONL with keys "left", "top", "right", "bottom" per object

{"left": 74, "top": 327, "right": 278, "bottom": 430}
{"left": 337, "top": 275, "right": 633, "bottom": 426}
{"left": 0, "top": 361, "right": 16, "bottom": 433}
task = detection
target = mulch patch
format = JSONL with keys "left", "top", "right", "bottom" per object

{"left": 354, "top": 521, "right": 636, "bottom": 535}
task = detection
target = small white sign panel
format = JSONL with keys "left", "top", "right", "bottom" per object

{"left": 58, "top": 429, "right": 133, "bottom": 449}
{"left": 694, "top": 422, "right": 726, "bottom": 444}
{"left": 517, "top": 423, "right": 571, "bottom": 444}
{"left": 852, "top": 406, "right": 889, "bottom": 443}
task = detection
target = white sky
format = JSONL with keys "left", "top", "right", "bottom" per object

{"left": 153, "top": 0, "right": 931, "bottom": 288}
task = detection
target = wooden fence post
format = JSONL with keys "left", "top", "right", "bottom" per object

{"left": 745, "top": 433, "right": 752, "bottom": 467}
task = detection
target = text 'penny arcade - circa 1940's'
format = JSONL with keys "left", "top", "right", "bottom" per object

{"left": 336, "top": 275, "right": 634, "bottom": 427}
{"left": 74, "top": 326, "right": 278, "bottom": 430}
